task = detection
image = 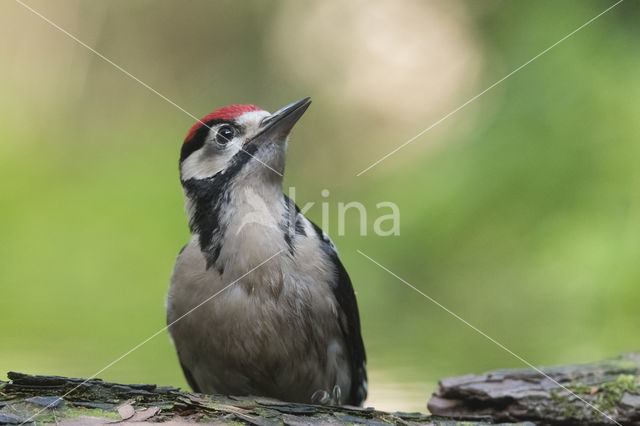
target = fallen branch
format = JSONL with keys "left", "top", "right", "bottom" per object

{"left": 4, "top": 353, "right": 639, "bottom": 424}
{"left": 0, "top": 372, "right": 517, "bottom": 425}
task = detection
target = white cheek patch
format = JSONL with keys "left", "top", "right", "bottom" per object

{"left": 180, "top": 110, "right": 271, "bottom": 181}
{"left": 180, "top": 147, "right": 231, "bottom": 180}
{"left": 180, "top": 129, "right": 243, "bottom": 180}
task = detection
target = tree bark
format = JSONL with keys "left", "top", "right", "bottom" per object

{"left": 428, "top": 353, "right": 640, "bottom": 425}
{"left": 3, "top": 354, "right": 639, "bottom": 424}
{"left": 0, "top": 372, "right": 524, "bottom": 425}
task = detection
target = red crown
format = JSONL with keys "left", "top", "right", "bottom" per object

{"left": 184, "top": 104, "right": 263, "bottom": 143}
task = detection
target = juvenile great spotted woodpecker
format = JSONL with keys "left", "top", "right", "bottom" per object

{"left": 166, "top": 98, "right": 367, "bottom": 406}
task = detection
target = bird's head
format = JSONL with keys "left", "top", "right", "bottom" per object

{"left": 179, "top": 98, "right": 311, "bottom": 184}
{"left": 178, "top": 98, "right": 311, "bottom": 261}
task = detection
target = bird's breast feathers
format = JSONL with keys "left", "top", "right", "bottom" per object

{"left": 167, "top": 231, "right": 353, "bottom": 401}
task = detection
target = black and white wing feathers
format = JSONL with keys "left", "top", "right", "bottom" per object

{"left": 308, "top": 220, "right": 368, "bottom": 406}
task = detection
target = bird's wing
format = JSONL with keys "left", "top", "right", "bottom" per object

{"left": 322, "top": 238, "right": 368, "bottom": 406}
{"left": 286, "top": 199, "right": 366, "bottom": 405}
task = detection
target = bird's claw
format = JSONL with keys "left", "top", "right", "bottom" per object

{"left": 332, "top": 384, "right": 342, "bottom": 405}
{"left": 311, "top": 385, "right": 342, "bottom": 406}
{"left": 311, "top": 389, "right": 331, "bottom": 405}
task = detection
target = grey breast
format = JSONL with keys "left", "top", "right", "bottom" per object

{"left": 166, "top": 236, "right": 352, "bottom": 403}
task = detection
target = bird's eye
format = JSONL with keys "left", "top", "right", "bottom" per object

{"left": 216, "top": 125, "right": 236, "bottom": 145}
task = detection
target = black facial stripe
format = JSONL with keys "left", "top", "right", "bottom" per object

{"left": 182, "top": 143, "right": 259, "bottom": 269}
{"left": 180, "top": 119, "right": 238, "bottom": 163}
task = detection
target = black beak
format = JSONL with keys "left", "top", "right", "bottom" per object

{"left": 249, "top": 97, "right": 311, "bottom": 145}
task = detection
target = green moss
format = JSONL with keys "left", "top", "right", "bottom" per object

{"left": 593, "top": 374, "right": 639, "bottom": 411}
{"left": 557, "top": 374, "right": 640, "bottom": 418}
{"left": 17, "top": 406, "right": 121, "bottom": 424}
{"left": 62, "top": 406, "right": 121, "bottom": 420}
{"left": 549, "top": 389, "right": 585, "bottom": 421}
{"left": 566, "top": 382, "right": 591, "bottom": 395}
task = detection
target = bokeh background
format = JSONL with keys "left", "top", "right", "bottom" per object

{"left": 1, "top": 0, "right": 638, "bottom": 412}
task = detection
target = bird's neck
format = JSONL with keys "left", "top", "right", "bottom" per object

{"left": 183, "top": 178, "right": 288, "bottom": 275}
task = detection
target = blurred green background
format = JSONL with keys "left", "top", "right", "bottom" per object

{"left": 1, "top": 0, "right": 638, "bottom": 412}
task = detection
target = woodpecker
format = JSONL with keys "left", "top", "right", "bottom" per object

{"left": 166, "top": 98, "right": 367, "bottom": 406}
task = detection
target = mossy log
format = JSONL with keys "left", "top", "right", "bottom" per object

{"left": 428, "top": 353, "right": 640, "bottom": 425}
{"left": 0, "top": 372, "right": 529, "bottom": 425}
{"left": 3, "top": 353, "right": 639, "bottom": 425}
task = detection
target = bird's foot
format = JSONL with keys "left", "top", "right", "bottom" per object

{"left": 311, "top": 385, "right": 342, "bottom": 406}
{"left": 311, "top": 389, "right": 330, "bottom": 405}
{"left": 332, "top": 384, "right": 342, "bottom": 405}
